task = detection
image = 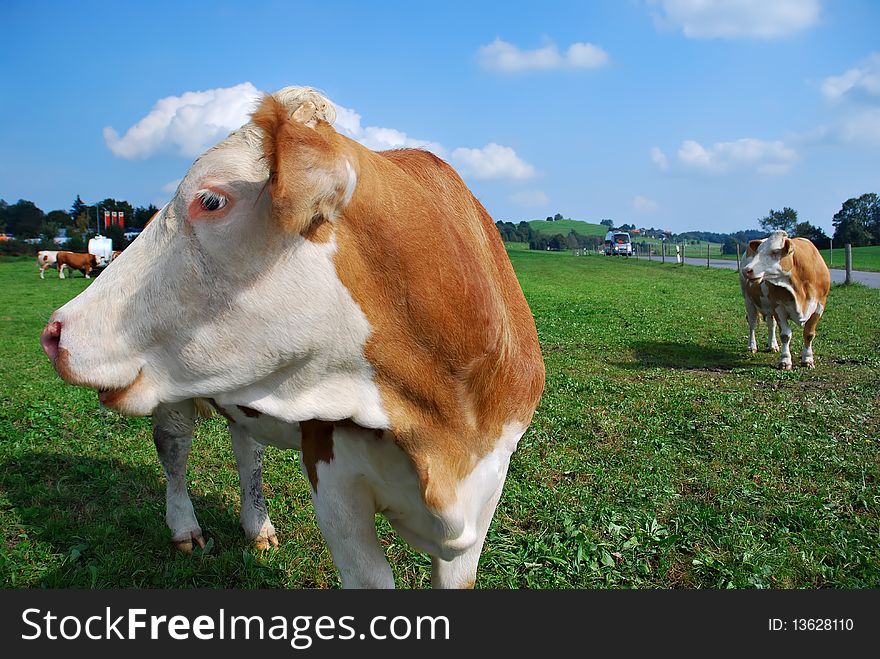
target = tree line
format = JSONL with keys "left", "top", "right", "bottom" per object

{"left": 0, "top": 195, "right": 159, "bottom": 255}
{"left": 495, "top": 192, "right": 879, "bottom": 253}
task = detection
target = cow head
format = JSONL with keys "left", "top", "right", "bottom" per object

{"left": 40, "top": 87, "right": 379, "bottom": 422}
{"left": 741, "top": 231, "right": 795, "bottom": 285}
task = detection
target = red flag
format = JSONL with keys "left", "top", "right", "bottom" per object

{"left": 118, "top": 211, "right": 125, "bottom": 230}
{"left": 104, "top": 210, "right": 110, "bottom": 230}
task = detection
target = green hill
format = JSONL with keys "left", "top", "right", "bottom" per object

{"left": 527, "top": 219, "right": 608, "bottom": 238}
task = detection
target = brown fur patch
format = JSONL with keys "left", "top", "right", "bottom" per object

{"left": 330, "top": 142, "right": 545, "bottom": 512}
{"left": 300, "top": 420, "right": 335, "bottom": 492}
{"left": 208, "top": 398, "right": 234, "bottom": 423}
{"left": 237, "top": 405, "right": 261, "bottom": 418}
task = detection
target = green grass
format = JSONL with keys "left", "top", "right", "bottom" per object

{"left": 1, "top": 254, "right": 878, "bottom": 588}
{"left": 528, "top": 219, "right": 608, "bottom": 237}
{"left": 819, "top": 245, "right": 880, "bottom": 272}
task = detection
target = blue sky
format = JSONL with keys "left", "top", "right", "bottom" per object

{"left": 1, "top": 0, "right": 879, "bottom": 233}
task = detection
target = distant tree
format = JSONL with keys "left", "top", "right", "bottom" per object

{"left": 553, "top": 213, "right": 563, "bottom": 222}
{"left": 515, "top": 221, "right": 533, "bottom": 242}
{"left": 793, "top": 221, "right": 830, "bottom": 248}
{"left": 545, "top": 216, "right": 553, "bottom": 222}
{"left": 566, "top": 230, "right": 580, "bottom": 249}
{"left": 548, "top": 233, "right": 566, "bottom": 250}
{"left": 2, "top": 199, "right": 45, "bottom": 238}
{"left": 600, "top": 219, "right": 614, "bottom": 227}
{"left": 759, "top": 207, "right": 798, "bottom": 234}
{"left": 721, "top": 236, "right": 740, "bottom": 255}
{"left": 832, "top": 193, "right": 878, "bottom": 247}
{"left": 133, "top": 204, "right": 160, "bottom": 229}
{"left": 70, "top": 195, "right": 88, "bottom": 222}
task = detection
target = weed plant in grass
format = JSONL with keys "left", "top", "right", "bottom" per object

{"left": 0, "top": 253, "right": 877, "bottom": 588}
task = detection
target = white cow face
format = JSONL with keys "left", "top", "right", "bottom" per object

{"left": 40, "top": 89, "right": 372, "bottom": 420}
{"left": 741, "top": 231, "right": 794, "bottom": 285}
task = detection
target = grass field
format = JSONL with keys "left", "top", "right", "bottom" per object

{"left": 1, "top": 253, "right": 878, "bottom": 588}
{"left": 528, "top": 218, "right": 608, "bottom": 237}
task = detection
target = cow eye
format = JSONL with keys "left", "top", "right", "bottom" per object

{"left": 197, "top": 190, "right": 227, "bottom": 212}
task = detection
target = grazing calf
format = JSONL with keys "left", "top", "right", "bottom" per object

{"left": 57, "top": 251, "right": 99, "bottom": 279}
{"left": 740, "top": 231, "right": 831, "bottom": 369}
{"left": 37, "top": 251, "right": 60, "bottom": 279}
{"left": 40, "top": 86, "right": 545, "bottom": 588}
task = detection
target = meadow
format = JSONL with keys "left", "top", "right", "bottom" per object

{"left": 1, "top": 252, "right": 878, "bottom": 588}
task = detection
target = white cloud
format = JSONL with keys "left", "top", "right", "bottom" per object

{"left": 334, "top": 104, "right": 445, "bottom": 154}
{"left": 450, "top": 143, "right": 537, "bottom": 180}
{"left": 839, "top": 109, "right": 880, "bottom": 145}
{"left": 478, "top": 38, "right": 610, "bottom": 73}
{"left": 821, "top": 53, "right": 880, "bottom": 101}
{"left": 677, "top": 138, "right": 798, "bottom": 174}
{"left": 650, "top": 146, "right": 669, "bottom": 171}
{"left": 650, "top": 0, "right": 821, "bottom": 39}
{"left": 510, "top": 189, "right": 549, "bottom": 207}
{"left": 632, "top": 195, "right": 659, "bottom": 212}
{"left": 104, "top": 82, "right": 261, "bottom": 159}
{"left": 161, "top": 179, "right": 181, "bottom": 194}
{"left": 104, "top": 84, "right": 536, "bottom": 183}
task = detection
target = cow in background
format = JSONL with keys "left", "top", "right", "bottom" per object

{"left": 37, "top": 250, "right": 60, "bottom": 279}
{"left": 57, "top": 251, "right": 99, "bottom": 279}
{"left": 740, "top": 231, "right": 831, "bottom": 369}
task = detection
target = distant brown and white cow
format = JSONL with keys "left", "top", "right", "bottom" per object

{"left": 37, "top": 250, "right": 60, "bottom": 279}
{"left": 56, "top": 251, "right": 99, "bottom": 279}
{"left": 39, "top": 87, "right": 545, "bottom": 588}
{"left": 740, "top": 231, "right": 831, "bottom": 370}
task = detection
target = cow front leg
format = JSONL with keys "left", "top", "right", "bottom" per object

{"left": 431, "top": 477, "right": 506, "bottom": 589}
{"left": 744, "top": 297, "right": 758, "bottom": 353}
{"left": 766, "top": 314, "right": 779, "bottom": 353}
{"left": 775, "top": 311, "right": 793, "bottom": 370}
{"left": 300, "top": 423, "right": 394, "bottom": 588}
{"left": 229, "top": 424, "right": 278, "bottom": 550}
{"left": 800, "top": 312, "right": 822, "bottom": 367}
{"left": 58, "top": 264, "right": 66, "bottom": 279}
{"left": 153, "top": 400, "right": 205, "bottom": 552}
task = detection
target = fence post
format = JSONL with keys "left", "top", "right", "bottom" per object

{"left": 829, "top": 238, "right": 833, "bottom": 268}
{"left": 681, "top": 242, "right": 685, "bottom": 266}
{"left": 845, "top": 243, "right": 852, "bottom": 285}
{"left": 648, "top": 244, "right": 651, "bottom": 260}
{"left": 662, "top": 240, "right": 665, "bottom": 264}
{"left": 707, "top": 242, "right": 710, "bottom": 268}
{"left": 736, "top": 243, "right": 741, "bottom": 272}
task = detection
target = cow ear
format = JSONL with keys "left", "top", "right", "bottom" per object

{"left": 782, "top": 238, "right": 793, "bottom": 255}
{"left": 747, "top": 239, "right": 763, "bottom": 256}
{"left": 251, "top": 95, "right": 352, "bottom": 235}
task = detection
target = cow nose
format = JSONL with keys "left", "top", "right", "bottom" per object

{"left": 744, "top": 267, "right": 753, "bottom": 276}
{"left": 40, "top": 321, "right": 62, "bottom": 361}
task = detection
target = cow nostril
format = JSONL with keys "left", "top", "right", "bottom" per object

{"left": 40, "top": 321, "right": 62, "bottom": 361}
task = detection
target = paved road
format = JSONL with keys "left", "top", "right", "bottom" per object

{"left": 665, "top": 256, "right": 880, "bottom": 289}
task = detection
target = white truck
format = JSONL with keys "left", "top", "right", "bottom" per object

{"left": 604, "top": 231, "right": 633, "bottom": 256}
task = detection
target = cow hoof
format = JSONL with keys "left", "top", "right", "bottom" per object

{"left": 779, "top": 362, "right": 793, "bottom": 371}
{"left": 173, "top": 531, "right": 206, "bottom": 553}
{"left": 769, "top": 346, "right": 779, "bottom": 353}
{"left": 748, "top": 347, "right": 758, "bottom": 354}
{"left": 252, "top": 533, "right": 279, "bottom": 551}
{"left": 801, "top": 360, "right": 815, "bottom": 369}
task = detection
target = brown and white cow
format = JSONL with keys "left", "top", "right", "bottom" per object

{"left": 56, "top": 251, "right": 99, "bottom": 279}
{"left": 740, "top": 231, "right": 831, "bottom": 370}
{"left": 37, "top": 250, "right": 60, "bottom": 279}
{"left": 39, "top": 87, "right": 545, "bottom": 588}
